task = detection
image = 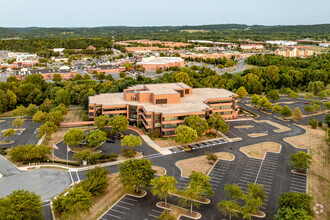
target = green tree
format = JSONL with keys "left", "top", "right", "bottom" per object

{"left": 151, "top": 175, "right": 177, "bottom": 206}
{"left": 32, "top": 111, "right": 47, "bottom": 123}
{"left": 79, "top": 167, "right": 109, "bottom": 196}
{"left": 208, "top": 113, "right": 229, "bottom": 136}
{"left": 12, "top": 117, "right": 24, "bottom": 129}
{"left": 12, "top": 105, "right": 26, "bottom": 116}
{"left": 218, "top": 200, "right": 240, "bottom": 220}
{"left": 52, "top": 186, "right": 93, "bottom": 220}
{"left": 156, "top": 67, "right": 163, "bottom": 74}
{"left": 250, "top": 94, "right": 260, "bottom": 106}
{"left": 304, "top": 93, "right": 314, "bottom": 100}
{"left": 98, "top": 72, "right": 106, "bottom": 80}
{"left": 304, "top": 105, "right": 315, "bottom": 114}
{"left": 325, "top": 113, "right": 330, "bottom": 127}
{"left": 275, "top": 207, "right": 312, "bottom": 220}
{"left": 46, "top": 111, "right": 63, "bottom": 126}
{"left": 308, "top": 81, "right": 325, "bottom": 95}
{"left": 85, "top": 129, "right": 107, "bottom": 148}
{"left": 236, "top": 86, "right": 248, "bottom": 99}
{"left": 179, "top": 172, "right": 214, "bottom": 213}
{"left": 26, "top": 104, "right": 38, "bottom": 117}
{"left": 37, "top": 121, "right": 58, "bottom": 139}
{"left": 184, "top": 115, "right": 209, "bottom": 137}
{"left": 9, "top": 144, "right": 51, "bottom": 162}
{"left": 272, "top": 104, "right": 282, "bottom": 114}
{"left": 55, "top": 89, "right": 71, "bottom": 106}
{"left": 73, "top": 149, "right": 102, "bottom": 164}
{"left": 64, "top": 128, "right": 85, "bottom": 147}
{"left": 280, "top": 105, "right": 292, "bottom": 118}
{"left": 94, "top": 115, "right": 109, "bottom": 130}
{"left": 83, "top": 74, "right": 91, "bottom": 80}
{"left": 118, "top": 158, "right": 156, "bottom": 193}
{"left": 289, "top": 151, "right": 312, "bottom": 172}
{"left": 73, "top": 73, "right": 83, "bottom": 80}
{"left": 266, "top": 89, "right": 280, "bottom": 101}
{"left": 52, "top": 73, "right": 62, "bottom": 82}
{"left": 157, "top": 210, "right": 175, "bottom": 220}
{"left": 174, "top": 125, "right": 198, "bottom": 148}
{"left": 2, "top": 129, "right": 15, "bottom": 141}
{"left": 121, "top": 134, "right": 142, "bottom": 150}
{"left": 109, "top": 115, "right": 129, "bottom": 133}
{"left": 309, "top": 118, "right": 318, "bottom": 129}
{"left": 292, "top": 107, "right": 303, "bottom": 123}
{"left": 119, "top": 72, "right": 126, "bottom": 78}
{"left": 0, "top": 189, "right": 42, "bottom": 220}
{"left": 324, "top": 101, "right": 330, "bottom": 110}
{"left": 6, "top": 90, "right": 17, "bottom": 109}
{"left": 39, "top": 99, "right": 53, "bottom": 113}
{"left": 277, "top": 192, "right": 313, "bottom": 217}
{"left": 55, "top": 103, "right": 68, "bottom": 115}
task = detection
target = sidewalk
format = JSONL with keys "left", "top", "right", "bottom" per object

{"left": 141, "top": 135, "right": 172, "bottom": 155}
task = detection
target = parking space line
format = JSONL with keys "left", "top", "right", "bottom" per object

{"left": 148, "top": 214, "right": 158, "bottom": 218}
{"left": 116, "top": 205, "right": 130, "bottom": 210}
{"left": 111, "top": 209, "right": 126, "bottom": 214}
{"left": 152, "top": 209, "right": 163, "bottom": 214}
{"left": 119, "top": 201, "right": 135, "bottom": 206}
{"left": 105, "top": 213, "right": 121, "bottom": 219}
{"left": 123, "top": 197, "right": 138, "bottom": 202}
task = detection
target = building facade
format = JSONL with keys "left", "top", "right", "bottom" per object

{"left": 137, "top": 57, "right": 184, "bottom": 71}
{"left": 275, "top": 47, "right": 314, "bottom": 57}
{"left": 89, "top": 83, "right": 238, "bottom": 136}
{"left": 240, "top": 44, "right": 264, "bottom": 50}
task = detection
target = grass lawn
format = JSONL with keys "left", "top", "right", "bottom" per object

{"left": 62, "top": 107, "right": 88, "bottom": 123}
{"left": 240, "top": 142, "right": 281, "bottom": 159}
{"left": 176, "top": 152, "right": 234, "bottom": 177}
{"left": 284, "top": 125, "right": 329, "bottom": 220}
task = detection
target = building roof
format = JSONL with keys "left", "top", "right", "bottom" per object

{"left": 89, "top": 83, "right": 236, "bottom": 115}
{"left": 138, "top": 57, "right": 183, "bottom": 65}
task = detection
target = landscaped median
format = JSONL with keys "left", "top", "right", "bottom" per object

{"left": 157, "top": 202, "right": 201, "bottom": 219}
{"left": 240, "top": 142, "right": 281, "bottom": 159}
{"left": 176, "top": 152, "right": 235, "bottom": 177}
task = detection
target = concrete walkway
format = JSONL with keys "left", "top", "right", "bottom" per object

{"left": 141, "top": 135, "right": 173, "bottom": 155}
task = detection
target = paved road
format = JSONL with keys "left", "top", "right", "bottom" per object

{"left": 0, "top": 156, "right": 71, "bottom": 201}
{"left": 229, "top": 59, "right": 245, "bottom": 74}
{"left": 54, "top": 128, "right": 159, "bottom": 161}
{"left": 0, "top": 118, "right": 39, "bottom": 148}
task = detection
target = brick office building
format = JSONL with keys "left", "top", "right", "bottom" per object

{"left": 89, "top": 83, "right": 238, "bottom": 136}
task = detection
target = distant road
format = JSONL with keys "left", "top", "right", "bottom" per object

{"left": 229, "top": 59, "right": 245, "bottom": 74}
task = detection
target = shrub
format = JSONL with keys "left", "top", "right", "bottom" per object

{"left": 309, "top": 118, "right": 318, "bottom": 129}
{"left": 152, "top": 128, "right": 161, "bottom": 138}
{"left": 0, "top": 147, "right": 7, "bottom": 155}
{"left": 9, "top": 144, "right": 51, "bottom": 162}
{"left": 121, "top": 148, "right": 136, "bottom": 158}
{"left": 318, "top": 121, "right": 323, "bottom": 127}
{"left": 205, "top": 152, "right": 218, "bottom": 164}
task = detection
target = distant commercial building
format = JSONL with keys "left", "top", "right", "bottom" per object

{"left": 88, "top": 83, "right": 238, "bottom": 136}
{"left": 240, "top": 44, "right": 264, "bottom": 50}
{"left": 53, "top": 48, "right": 65, "bottom": 53}
{"left": 319, "top": 43, "right": 330, "bottom": 48}
{"left": 180, "top": 52, "right": 255, "bottom": 60}
{"left": 275, "top": 47, "right": 314, "bottom": 57}
{"left": 87, "top": 65, "right": 126, "bottom": 74}
{"left": 125, "top": 47, "right": 171, "bottom": 53}
{"left": 137, "top": 57, "right": 184, "bottom": 71}
{"left": 266, "top": 40, "right": 297, "bottom": 46}
{"left": 15, "top": 69, "right": 77, "bottom": 81}
{"left": 121, "top": 40, "right": 191, "bottom": 48}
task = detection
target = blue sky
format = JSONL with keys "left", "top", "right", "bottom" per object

{"left": 1, "top": 0, "right": 329, "bottom": 27}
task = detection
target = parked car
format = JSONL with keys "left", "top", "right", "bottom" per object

{"left": 112, "top": 133, "right": 124, "bottom": 140}
{"left": 106, "top": 138, "right": 115, "bottom": 143}
{"left": 79, "top": 140, "right": 88, "bottom": 146}
{"left": 304, "top": 102, "right": 311, "bottom": 104}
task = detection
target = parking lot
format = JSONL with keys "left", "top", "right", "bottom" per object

{"left": 0, "top": 118, "right": 39, "bottom": 148}
{"left": 289, "top": 148, "right": 307, "bottom": 193}
{"left": 100, "top": 195, "right": 141, "bottom": 220}
{"left": 226, "top": 120, "right": 277, "bottom": 138}
{"left": 208, "top": 159, "right": 232, "bottom": 191}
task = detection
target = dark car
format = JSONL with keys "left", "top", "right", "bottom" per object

{"left": 112, "top": 133, "right": 124, "bottom": 140}
{"left": 304, "top": 102, "right": 311, "bottom": 104}
{"left": 106, "top": 138, "right": 115, "bottom": 143}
